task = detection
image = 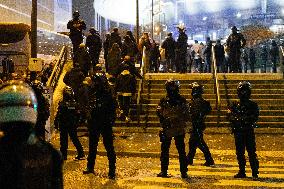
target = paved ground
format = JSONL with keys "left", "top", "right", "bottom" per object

{"left": 51, "top": 128, "right": 284, "bottom": 189}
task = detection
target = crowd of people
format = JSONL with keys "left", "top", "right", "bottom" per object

{"left": 0, "top": 10, "right": 276, "bottom": 188}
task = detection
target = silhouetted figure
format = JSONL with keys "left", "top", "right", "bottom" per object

{"left": 226, "top": 26, "right": 246, "bottom": 73}
{"left": 86, "top": 27, "right": 102, "bottom": 68}
{"left": 67, "top": 11, "right": 86, "bottom": 58}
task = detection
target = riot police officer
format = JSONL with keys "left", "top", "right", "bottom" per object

{"left": 0, "top": 80, "right": 63, "bottom": 189}
{"left": 227, "top": 81, "right": 259, "bottom": 179}
{"left": 67, "top": 11, "right": 86, "bottom": 57}
{"left": 226, "top": 26, "right": 246, "bottom": 73}
{"left": 83, "top": 72, "right": 117, "bottom": 179}
{"left": 156, "top": 79, "right": 190, "bottom": 178}
{"left": 30, "top": 80, "right": 50, "bottom": 140}
{"left": 186, "top": 82, "right": 214, "bottom": 166}
{"left": 55, "top": 86, "right": 84, "bottom": 160}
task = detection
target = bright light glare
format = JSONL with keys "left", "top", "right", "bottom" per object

{"left": 94, "top": 0, "right": 149, "bottom": 25}
{"left": 236, "top": 12, "right": 242, "bottom": 18}
{"left": 203, "top": 17, "right": 207, "bottom": 21}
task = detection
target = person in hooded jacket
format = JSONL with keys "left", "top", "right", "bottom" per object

{"left": 0, "top": 80, "right": 63, "bottom": 189}
{"left": 186, "top": 82, "right": 214, "bottom": 167}
{"left": 115, "top": 65, "right": 137, "bottom": 122}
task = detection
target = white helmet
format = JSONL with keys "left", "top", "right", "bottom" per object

{"left": 0, "top": 80, "right": 38, "bottom": 124}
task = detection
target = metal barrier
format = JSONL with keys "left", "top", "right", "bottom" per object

{"left": 211, "top": 46, "right": 221, "bottom": 126}
{"left": 46, "top": 46, "right": 67, "bottom": 90}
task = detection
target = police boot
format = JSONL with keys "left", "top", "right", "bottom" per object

{"left": 157, "top": 171, "right": 169, "bottom": 178}
{"left": 108, "top": 168, "right": 116, "bottom": 179}
{"left": 252, "top": 170, "right": 259, "bottom": 179}
{"left": 74, "top": 153, "right": 85, "bottom": 160}
{"left": 181, "top": 172, "right": 189, "bottom": 179}
{"left": 234, "top": 171, "right": 247, "bottom": 178}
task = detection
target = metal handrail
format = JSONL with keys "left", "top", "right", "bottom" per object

{"left": 46, "top": 46, "right": 67, "bottom": 89}
{"left": 280, "top": 46, "right": 284, "bottom": 78}
{"left": 136, "top": 50, "right": 145, "bottom": 124}
{"left": 211, "top": 46, "right": 221, "bottom": 125}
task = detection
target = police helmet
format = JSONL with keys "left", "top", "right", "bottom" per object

{"left": 73, "top": 11, "right": 80, "bottom": 17}
{"left": 0, "top": 80, "right": 38, "bottom": 124}
{"left": 30, "top": 80, "right": 44, "bottom": 95}
{"left": 190, "top": 82, "right": 204, "bottom": 97}
{"left": 92, "top": 72, "right": 108, "bottom": 85}
{"left": 63, "top": 86, "right": 74, "bottom": 101}
{"left": 237, "top": 81, "right": 251, "bottom": 99}
{"left": 165, "top": 79, "right": 180, "bottom": 93}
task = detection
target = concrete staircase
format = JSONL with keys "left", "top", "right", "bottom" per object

{"left": 115, "top": 73, "right": 284, "bottom": 129}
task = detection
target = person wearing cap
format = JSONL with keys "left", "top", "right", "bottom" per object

{"left": 226, "top": 26, "right": 246, "bottom": 73}
{"left": 161, "top": 32, "right": 176, "bottom": 72}
{"left": 186, "top": 82, "right": 214, "bottom": 167}
{"left": 86, "top": 27, "right": 102, "bottom": 68}
{"left": 227, "top": 81, "right": 259, "bottom": 179}
{"left": 156, "top": 79, "right": 190, "bottom": 179}
{"left": 0, "top": 80, "right": 63, "bottom": 189}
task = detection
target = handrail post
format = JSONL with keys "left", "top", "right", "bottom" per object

{"left": 211, "top": 46, "right": 221, "bottom": 126}
{"left": 136, "top": 54, "right": 145, "bottom": 125}
{"left": 280, "top": 46, "right": 284, "bottom": 79}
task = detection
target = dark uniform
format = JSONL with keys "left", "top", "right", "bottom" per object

{"left": 83, "top": 73, "right": 117, "bottom": 179}
{"left": 269, "top": 40, "right": 279, "bottom": 73}
{"left": 86, "top": 28, "right": 102, "bottom": 68}
{"left": 157, "top": 79, "right": 190, "bottom": 178}
{"left": 227, "top": 81, "right": 259, "bottom": 179}
{"left": 115, "top": 67, "right": 136, "bottom": 122}
{"left": 187, "top": 82, "right": 214, "bottom": 166}
{"left": 55, "top": 86, "right": 84, "bottom": 160}
{"left": 176, "top": 28, "right": 188, "bottom": 73}
{"left": 67, "top": 11, "right": 86, "bottom": 57}
{"left": 161, "top": 33, "right": 176, "bottom": 72}
{"left": 0, "top": 80, "right": 63, "bottom": 189}
{"left": 226, "top": 26, "right": 246, "bottom": 73}
{"left": 30, "top": 80, "right": 50, "bottom": 140}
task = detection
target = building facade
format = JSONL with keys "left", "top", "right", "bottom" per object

{"left": 0, "top": 0, "right": 54, "bottom": 30}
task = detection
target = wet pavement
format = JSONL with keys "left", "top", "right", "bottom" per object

{"left": 51, "top": 128, "right": 284, "bottom": 189}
